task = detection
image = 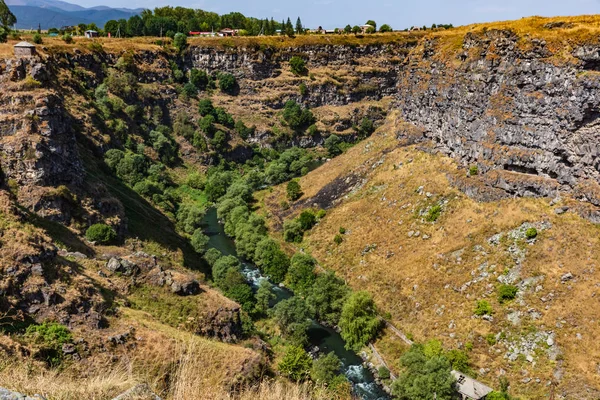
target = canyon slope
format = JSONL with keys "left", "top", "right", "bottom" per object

{"left": 2, "top": 14, "right": 600, "bottom": 400}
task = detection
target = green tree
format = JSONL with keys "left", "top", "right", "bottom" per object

{"left": 198, "top": 98, "right": 215, "bottom": 116}
{"left": 295, "top": 17, "right": 304, "bottom": 34}
{"left": 190, "top": 229, "right": 210, "bottom": 254}
{"left": 339, "top": 291, "right": 381, "bottom": 351}
{"left": 285, "top": 17, "right": 295, "bottom": 37}
{"left": 352, "top": 25, "right": 361, "bottom": 35}
{"left": 85, "top": 223, "right": 117, "bottom": 244}
{"left": 379, "top": 24, "right": 392, "bottom": 33}
{"left": 306, "top": 271, "right": 349, "bottom": 326}
{"left": 365, "top": 20, "right": 377, "bottom": 30}
{"left": 284, "top": 218, "right": 305, "bottom": 243}
{"left": 290, "top": 56, "right": 308, "bottom": 76}
{"left": 218, "top": 73, "right": 237, "bottom": 94}
{"left": 204, "top": 248, "right": 223, "bottom": 267}
{"left": 344, "top": 25, "right": 352, "bottom": 34}
{"left": 270, "top": 296, "right": 312, "bottom": 345}
{"left": 324, "top": 134, "right": 342, "bottom": 157}
{"left": 254, "top": 238, "right": 289, "bottom": 283}
{"left": 190, "top": 69, "right": 209, "bottom": 90}
{"left": 211, "top": 130, "right": 228, "bottom": 151}
{"left": 173, "top": 32, "right": 187, "bottom": 51}
{"left": 279, "top": 346, "right": 312, "bottom": 381}
{"left": 311, "top": 352, "right": 342, "bottom": 384}
{"left": 298, "top": 210, "right": 316, "bottom": 231}
{"left": 287, "top": 180, "right": 303, "bottom": 201}
{"left": 212, "top": 255, "right": 241, "bottom": 284}
{"left": 391, "top": 345, "right": 456, "bottom": 400}
{"left": 287, "top": 253, "right": 316, "bottom": 294}
{"left": 0, "top": 0, "right": 16, "bottom": 30}
{"left": 255, "top": 280, "right": 276, "bottom": 313}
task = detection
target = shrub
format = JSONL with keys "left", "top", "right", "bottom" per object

{"left": 62, "top": 34, "right": 73, "bottom": 44}
{"left": 497, "top": 284, "right": 518, "bottom": 303}
{"left": 198, "top": 98, "right": 215, "bottom": 116}
{"left": 286, "top": 180, "right": 303, "bottom": 201}
{"left": 218, "top": 73, "right": 237, "bottom": 94}
{"left": 339, "top": 291, "right": 382, "bottom": 351}
{"left": 306, "top": 271, "right": 349, "bottom": 326}
{"left": 279, "top": 346, "right": 312, "bottom": 381}
{"left": 173, "top": 33, "right": 187, "bottom": 51}
{"left": 287, "top": 253, "right": 316, "bottom": 294}
{"left": 378, "top": 366, "right": 391, "bottom": 380}
{"left": 298, "top": 210, "right": 316, "bottom": 231}
{"left": 270, "top": 297, "right": 312, "bottom": 345}
{"left": 446, "top": 349, "right": 471, "bottom": 373}
{"left": 85, "top": 223, "right": 117, "bottom": 244}
{"left": 204, "top": 248, "right": 222, "bottom": 267}
{"left": 282, "top": 100, "right": 315, "bottom": 130}
{"left": 379, "top": 24, "right": 392, "bottom": 33}
{"left": 311, "top": 352, "right": 342, "bottom": 384}
{"left": 210, "top": 130, "right": 228, "bottom": 151}
{"left": 316, "top": 209, "right": 326, "bottom": 219}
{"left": 284, "top": 218, "right": 304, "bottom": 243}
{"left": 324, "top": 134, "right": 342, "bottom": 157}
{"left": 32, "top": 33, "right": 43, "bottom": 44}
{"left": 525, "top": 227, "right": 538, "bottom": 239}
{"left": 299, "top": 82, "right": 308, "bottom": 96}
{"left": 191, "top": 229, "right": 210, "bottom": 254}
{"left": 469, "top": 165, "right": 479, "bottom": 176}
{"left": 25, "top": 322, "right": 72, "bottom": 348}
{"left": 182, "top": 82, "right": 197, "bottom": 97}
{"left": 190, "top": 68, "right": 209, "bottom": 90}
{"left": 339, "top": 227, "right": 346, "bottom": 234}
{"left": 474, "top": 300, "right": 493, "bottom": 316}
{"left": 485, "top": 333, "right": 497, "bottom": 346}
{"left": 425, "top": 205, "right": 442, "bottom": 222}
{"left": 290, "top": 56, "right": 308, "bottom": 76}
{"left": 25, "top": 322, "right": 72, "bottom": 366}
{"left": 333, "top": 234, "right": 343, "bottom": 245}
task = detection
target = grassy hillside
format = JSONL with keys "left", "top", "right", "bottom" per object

{"left": 261, "top": 113, "right": 600, "bottom": 399}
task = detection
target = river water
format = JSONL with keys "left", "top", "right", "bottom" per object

{"left": 202, "top": 208, "right": 388, "bottom": 400}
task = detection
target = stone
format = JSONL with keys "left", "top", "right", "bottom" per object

{"left": 111, "top": 384, "right": 162, "bottom": 400}
{"left": 561, "top": 273, "right": 574, "bottom": 283}
{"left": 170, "top": 279, "right": 200, "bottom": 296}
{"left": 554, "top": 206, "right": 569, "bottom": 215}
{"left": 0, "top": 388, "right": 46, "bottom": 400}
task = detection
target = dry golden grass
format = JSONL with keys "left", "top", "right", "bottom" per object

{"left": 260, "top": 115, "right": 600, "bottom": 399}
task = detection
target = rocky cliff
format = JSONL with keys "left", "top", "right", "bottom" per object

{"left": 395, "top": 28, "right": 600, "bottom": 217}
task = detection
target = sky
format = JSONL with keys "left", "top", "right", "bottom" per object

{"left": 74, "top": 0, "right": 600, "bottom": 29}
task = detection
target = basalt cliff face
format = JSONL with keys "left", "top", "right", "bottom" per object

{"left": 397, "top": 30, "right": 600, "bottom": 215}
{"left": 181, "top": 32, "right": 600, "bottom": 216}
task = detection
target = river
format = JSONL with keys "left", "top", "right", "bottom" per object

{"left": 202, "top": 208, "right": 388, "bottom": 400}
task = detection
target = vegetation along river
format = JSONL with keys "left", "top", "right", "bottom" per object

{"left": 203, "top": 207, "right": 388, "bottom": 400}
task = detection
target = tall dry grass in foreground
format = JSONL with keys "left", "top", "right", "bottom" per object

{"left": 0, "top": 339, "right": 333, "bottom": 400}
{"left": 172, "top": 341, "right": 333, "bottom": 400}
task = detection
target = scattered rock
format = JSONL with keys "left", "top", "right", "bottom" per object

{"left": 554, "top": 206, "right": 569, "bottom": 215}
{"left": 170, "top": 279, "right": 200, "bottom": 296}
{"left": 560, "top": 273, "right": 574, "bottom": 283}
{"left": 111, "top": 384, "right": 162, "bottom": 400}
{"left": 106, "top": 257, "right": 140, "bottom": 276}
{"left": 0, "top": 388, "right": 46, "bottom": 400}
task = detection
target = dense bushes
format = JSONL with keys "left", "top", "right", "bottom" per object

{"left": 497, "top": 284, "right": 518, "bottom": 304}
{"left": 283, "top": 209, "right": 318, "bottom": 243}
{"left": 287, "top": 253, "right": 316, "bottom": 294}
{"left": 25, "top": 322, "right": 73, "bottom": 366}
{"left": 278, "top": 346, "right": 312, "bottom": 381}
{"left": 85, "top": 223, "right": 117, "bottom": 244}
{"left": 391, "top": 344, "right": 456, "bottom": 399}
{"left": 290, "top": 56, "right": 308, "bottom": 76}
{"left": 270, "top": 297, "right": 312, "bottom": 345}
{"left": 282, "top": 100, "right": 316, "bottom": 131}
{"left": 339, "top": 291, "right": 382, "bottom": 351}
{"left": 218, "top": 73, "right": 237, "bottom": 94}
{"left": 305, "top": 271, "right": 349, "bottom": 326}
{"left": 474, "top": 300, "right": 493, "bottom": 316}
{"left": 286, "top": 180, "right": 302, "bottom": 201}
{"left": 265, "top": 147, "right": 313, "bottom": 185}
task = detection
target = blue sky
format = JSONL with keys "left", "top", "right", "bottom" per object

{"left": 78, "top": 0, "right": 600, "bottom": 29}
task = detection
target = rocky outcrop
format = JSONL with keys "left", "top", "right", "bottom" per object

{"left": 396, "top": 29, "right": 600, "bottom": 212}
{"left": 0, "top": 387, "right": 46, "bottom": 400}
{"left": 195, "top": 307, "right": 244, "bottom": 343}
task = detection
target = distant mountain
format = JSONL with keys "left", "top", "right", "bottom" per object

{"left": 6, "top": 0, "right": 143, "bottom": 29}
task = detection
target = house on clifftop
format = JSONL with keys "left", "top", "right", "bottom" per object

{"left": 14, "top": 42, "right": 36, "bottom": 57}
{"left": 451, "top": 370, "right": 494, "bottom": 400}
